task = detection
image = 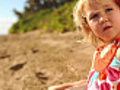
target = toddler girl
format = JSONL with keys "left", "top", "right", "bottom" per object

{"left": 49, "top": 0, "right": 120, "bottom": 89}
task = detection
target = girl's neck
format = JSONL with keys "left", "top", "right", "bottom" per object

{"left": 104, "top": 39, "right": 114, "bottom": 46}
{"left": 104, "top": 35, "right": 120, "bottom": 46}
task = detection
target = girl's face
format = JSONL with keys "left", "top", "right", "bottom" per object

{"left": 84, "top": 0, "right": 120, "bottom": 43}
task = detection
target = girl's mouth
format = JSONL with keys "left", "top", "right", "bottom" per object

{"left": 103, "top": 26, "right": 112, "bottom": 31}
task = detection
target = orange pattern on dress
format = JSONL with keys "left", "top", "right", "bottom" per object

{"left": 99, "top": 70, "right": 107, "bottom": 81}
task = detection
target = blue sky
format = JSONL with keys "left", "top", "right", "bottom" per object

{"left": 0, "top": 0, "right": 27, "bottom": 35}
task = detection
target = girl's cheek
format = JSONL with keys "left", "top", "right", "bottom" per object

{"left": 90, "top": 22, "right": 96, "bottom": 30}
{"left": 93, "top": 22, "right": 99, "bottom": 30}
{"left": 88, "top": 21, "right": 93, "bottom": 28}
{"left": 91, "top": 23, "right": 99, "bottom": 34}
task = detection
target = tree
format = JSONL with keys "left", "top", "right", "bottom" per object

{"left": 13, "top": 9, "right": 23, "bottom": 18}
{"left": 14, "top": 0, "right": 73, "bottom": 18}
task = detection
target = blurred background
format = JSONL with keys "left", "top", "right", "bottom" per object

{"left": 0, "top": 0, "right": 77, "bottom": 35}
{"left": 0, "top": 0, "right": 95, "bottom": 90}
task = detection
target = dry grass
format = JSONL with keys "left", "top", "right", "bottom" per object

{"left": 0, "top": 31, "right": 95, "bottom": 90}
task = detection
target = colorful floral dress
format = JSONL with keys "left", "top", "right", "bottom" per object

{"left": 86, "top": 45, "right": 120, "bottom": 90}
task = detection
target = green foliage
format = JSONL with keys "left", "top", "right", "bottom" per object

{"left": 9, "top": 1, "right": 77, "bottom": 34}
{"left": 9, "top": 9, "right": 52, "bottom": 34}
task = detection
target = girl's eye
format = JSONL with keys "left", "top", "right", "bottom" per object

{"left": 90, "top": 14, "right": 98, "bottom": 20}
{"left": 106, "top": 8, "right": 113, "bottom": 12}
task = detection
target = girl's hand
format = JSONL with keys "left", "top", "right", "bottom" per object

{"left": 48, "top": 84, "right": 72, "bottom": 90}
{"left": 48, "top": 80, "right": 87, "bottom": 90}
{"left": 48, "top": 86, "right": 62, "bottom": 90}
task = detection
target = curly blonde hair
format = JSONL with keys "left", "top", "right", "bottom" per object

{"left": 73, "top": 0, "right": 120, "bottom": 47}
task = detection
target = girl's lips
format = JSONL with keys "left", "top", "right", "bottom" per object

{"left": 103, "top": 26, "right": 112, "bottom": 31}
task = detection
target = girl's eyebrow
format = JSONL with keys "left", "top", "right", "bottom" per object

{"left": 88, "top": 11, "right": 97, "bottom": 18}
{"left": 89, "top": 12, "right": 94, "bottom": 17}
{"left": 103, "top": 4, "right": 111, "bottom": 7}
{"left": 87, "top": 12, "right": 95, "bottom": 20}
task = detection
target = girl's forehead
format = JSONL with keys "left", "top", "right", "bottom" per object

{"left": 83, "top": 0, "right": 115, "bottom": 18}
{"left": 84, "top": 0, "right": 113, "bottom": 10}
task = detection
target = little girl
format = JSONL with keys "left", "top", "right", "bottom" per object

{"left": 48, "top": 0, "right": 120, "bottom": 89}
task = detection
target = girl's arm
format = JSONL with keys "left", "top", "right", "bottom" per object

{"left": 48, "top": 80, "right": 87, "bottom": 90}
{"left": 48, "top": 50, "right": 96, "bottom": 90}
{"left": 48, "top": 50, "right": 97, "bottom": 90}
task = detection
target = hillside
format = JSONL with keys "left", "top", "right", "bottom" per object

{"left": 0, "top": 31, "right": 95, "bottom": 90}
{"left": 9, "top": 1, "right": 76, "bottom": 34}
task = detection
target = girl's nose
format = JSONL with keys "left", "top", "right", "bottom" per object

{"left": 99, "top": 16, "right": 108, "bottom": 24}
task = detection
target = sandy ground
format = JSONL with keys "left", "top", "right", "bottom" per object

{"left": 0, "top": 31, "right": 95, "bottom": 90}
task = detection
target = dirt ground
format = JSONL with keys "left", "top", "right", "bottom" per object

{"left": 0, "top": 31, "right": 95, "bottom": 90}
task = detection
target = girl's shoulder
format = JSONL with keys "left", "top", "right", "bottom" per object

{"left": 91, "top": 44, "right": 118, "bottom": 71}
